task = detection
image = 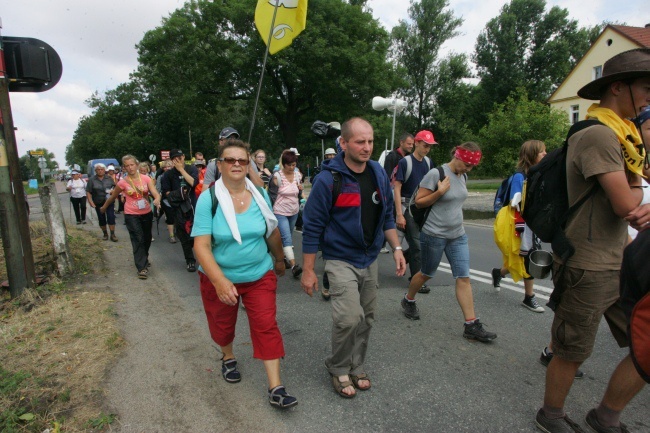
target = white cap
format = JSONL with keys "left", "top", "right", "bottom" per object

{"left": 107, "top": 164, "right": 116, "bottom": 171}
{"left": 325, "top": 148, "right": 336, "bottom": 155}
{"left": 289, "top": 147, "right": 300, "bottom": 156}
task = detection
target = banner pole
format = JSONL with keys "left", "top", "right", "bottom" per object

{"left": 248, "top": 2, "right": 281, "bottom": 144}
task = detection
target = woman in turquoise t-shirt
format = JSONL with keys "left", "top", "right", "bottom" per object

{"left": 191, "top": 139, "right": 298, "bottom": 410}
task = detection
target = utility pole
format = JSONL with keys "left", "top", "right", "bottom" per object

{"left": 0, "top": 19, "right": 35, "bottom": 296}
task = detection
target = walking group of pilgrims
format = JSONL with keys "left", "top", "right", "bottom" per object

{"left": 71, "top": 48, "right": 649, "bottom": 431}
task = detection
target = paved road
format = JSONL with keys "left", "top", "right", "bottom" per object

{"left": 38, "top": 186, "right": 650, "bottom": 432}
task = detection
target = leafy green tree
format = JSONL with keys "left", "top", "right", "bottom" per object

{"left": 390, "top": 0, "right": 465, "bottom": 130}
{"left": 473, "top": 0, "right": 595, "bottom": 110}
{"left": 134, "top": 0, "right": 395, "bottom": 159}
{"left": 476, "top": 88, "right": 568, "bottom": 177}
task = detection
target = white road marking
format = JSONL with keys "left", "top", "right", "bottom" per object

{"left": 436, "top": 262, "right": 552, "bottom": 300}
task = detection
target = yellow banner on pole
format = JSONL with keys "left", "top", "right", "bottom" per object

{"left": 255, "top": 0, "right": 308, "bottom": 55}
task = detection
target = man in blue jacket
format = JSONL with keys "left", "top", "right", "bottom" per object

{"left": 301, "top": 117, "right": 406, "bottom": 399}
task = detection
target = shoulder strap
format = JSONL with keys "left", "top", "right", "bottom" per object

{"left": 437, "top": 166, "right": 445, "bottom": 185}
{"left": 565, "top": 119, "right": 604, "bottom": 216}
{"left": 274, "top": 171, "right": 282, "bottom": 186}
{"left": 331, "top": 171, "right": 342, "bottom": 208}
{"left": 404, "top": 155, "right": 413, "bottom": 184}
{"left": 210, "top": 184, "right": 218, "bottom": 218}
{"left": 424, "top": 156, "right": 432, "bottom": 170}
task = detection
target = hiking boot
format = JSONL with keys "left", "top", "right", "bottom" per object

{"left": 81, "top": 220, "right": 87, "bottom": 224}
{"left": 540, "top": 348, "right": 585, "bottom": 379}
{"left": 523, "top": 295, "right": 545, "bottom": 313}
{"left": 321, "top": 288, "right": 331, "bottom": 300}
{"left": 291, "top": 264, "right": 302, "bottom": 278}
{"left": 418, "top": 284, "right": 431, "bottom": 294}
{"left": 102, "top": 232, "right": 109, "bottom": 241}
{"left": 491, "top": 267, "right": 502, "bottom": 291}
{"left": 585, "top": 408, "right": 629, "bottom": 433}
{"left": 463, "top": 319, "right": 497, "bottom": 342}
{"left": 268, "top": 385, "right": 298, "bottom": 409}
{"left": 110, "top": 233, "right": 118, "bottom": 242}
{"left": 401, "top": 297, "right": 420, "bottom": 320}
{"left": 535, "top": 408, "right": 585, "bottom": 433}
{"left": 169, "top": 235, "right": 177, "bottom": 244}
{"left": 187, "top": 261, "right": 196, "bottom": 272}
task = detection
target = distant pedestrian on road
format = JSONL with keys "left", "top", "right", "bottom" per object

{"left": 301, "top": 117, "right": 406, "bottom": 399}
{"left": 492, "top": 140, "right": 547, "bottom": 313}
{"left": 101, "top": 155, "right": 161, "bottom": 280}
{"left": 86, "top": 163, "right": 117, "bottom": 241}
{"left": 400, "top": 142, "right": 498, "bottom": 343}
{"left": 67, "top": 170, "right": 87, "bottom": 224}
{"left": 191, "top": 139, "right": 298, "bottom": 409}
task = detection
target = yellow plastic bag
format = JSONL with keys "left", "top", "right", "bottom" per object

{"left": 493, "top": 206, "right": 529, "bottom": 282}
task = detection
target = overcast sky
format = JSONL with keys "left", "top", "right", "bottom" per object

{"left": 2, "top": 0, "right": 645, "bottom": 167}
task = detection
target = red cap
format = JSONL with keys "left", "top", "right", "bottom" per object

{"left": 414, "top": 130, "right": 437, "bottom": 145}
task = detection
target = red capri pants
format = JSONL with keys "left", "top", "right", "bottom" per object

{"left": 199, "top": 270, "right": 285, "bottom": 360}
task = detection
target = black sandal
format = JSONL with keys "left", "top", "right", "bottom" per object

{"left": 268, "top": 385, "right": 298, "bottom": 409}
{"left": 221, "top": 358, "right": 241, "bottom": 383}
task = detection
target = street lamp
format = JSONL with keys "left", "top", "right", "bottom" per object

{"left": 372, "top": 96, "right": 408, "bottom": 151}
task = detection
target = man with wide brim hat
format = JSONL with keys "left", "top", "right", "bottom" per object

{"left": 535, "top": 47, "right": 650, "bottom": 433}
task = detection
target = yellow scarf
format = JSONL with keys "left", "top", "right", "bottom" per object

{"left": 586, "top": 104, "right": 645, "bottom": 176}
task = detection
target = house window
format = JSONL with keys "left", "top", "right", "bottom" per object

{"left": 593, "top": 65, "right": 603, "bottom": 80}
{"left": 570, "top": 105, "right": 580, "bottom": 125}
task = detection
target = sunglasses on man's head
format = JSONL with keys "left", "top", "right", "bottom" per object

{"left": 218, "top": 157, "right": 250, "bottom": 166}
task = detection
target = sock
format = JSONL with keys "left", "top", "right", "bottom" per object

{"left": 595, "top": 403, "right": 621, "bottom": 427}
{"left": 464, "top": 318, "right": 477, "bottom": 325}
{"left": 404, "top": 294, "right": 415, "bottom": 302}
{"left": 542, "top": 404, "right": 565, "bottom": 420}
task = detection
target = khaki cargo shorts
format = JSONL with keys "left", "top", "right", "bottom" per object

{"left": 550, "top": 264, "right": 628, "bottom": 363}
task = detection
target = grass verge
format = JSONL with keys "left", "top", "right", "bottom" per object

{"left": 0, "top": 222, "right": 123, "bottom": 432}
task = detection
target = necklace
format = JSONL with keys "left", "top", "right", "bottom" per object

{"left": 230, "top": 190, "right": 246, "bottom": 206}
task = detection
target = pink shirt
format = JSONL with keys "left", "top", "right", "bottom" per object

{"left": 117, "top": 174, "right": 152, "bottom": 215}
{"left": 272, "top": 170, "right": 301, "bottom": 216}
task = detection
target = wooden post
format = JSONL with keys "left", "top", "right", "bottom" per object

{"left": 39, "top": 185, "right": 74, "bottom": 275}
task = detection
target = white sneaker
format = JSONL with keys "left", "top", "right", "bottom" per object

{"left": 380, "top": 247, "right": 389, "bottom": 254}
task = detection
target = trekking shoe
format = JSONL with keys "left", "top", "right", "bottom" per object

{"left": 110, "top": 233, "right": 118, "bottom": 242}
{"left": 291, "top": 264, "right": 302, "bottom": 278}
{"left": 491, "top": 268, "right": 502, "bottom": 291}
{"left": 81, "top": 220, "right": 87, "bottom": 224}
{"left": 401, "top": 297, "right": 420, "bottom": 320}
{"left": 585, "top": 408, "right": 629, "bottom": 433}
{"left": 321, "top": 288, "right": 331, "bottom": 301}
{"left": 221, "top": 358, "right": 241, "bottom": 383}
{"left": 418, "top": 284, "right": 431, "bottom": 294}
{"left": 380, "top": 247, "right": 390, "bottom": 254}
{"left": 294, "top": 226, "right": 303, "bottom": 233}
{"left": 463, "top": 319, "right": 497, "bottom": 342}
{"left": 268, "top": 385, "right": 298, "bottom": 409}
{"left": 540, "top": 348, "right": 585, "bottom": 379}
{"left": 535, "top": 409, "right": 586, "bottom": 433}
{"left": 169, "top": 235, "right": 177, "bottom": 244}
{"left": 523, "top": 295, "right": 545, "bottom": 313}
{"left": 102, "top": 232, "right": 109, "bottom": 241}
{"left": 187, "top": 261, "right": 196, "bottom": 272}
{"left": 76, "top": 221, "right": 82, "bottom": 225}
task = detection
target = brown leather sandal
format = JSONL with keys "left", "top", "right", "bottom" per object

{"left": 350, "top": 373, "right": 371, "bottom": 391}
{"left": 331, "top": 375, "right": 356, "bottom": 398}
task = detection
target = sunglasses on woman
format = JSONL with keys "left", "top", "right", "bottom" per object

{"left": 218, "top": 157, "right": 250, "bottom": 166}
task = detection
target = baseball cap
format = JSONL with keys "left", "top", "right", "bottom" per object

{"left": 414, "top": 130, "right": 437, "bottom": 145}
{"left": 325, "top": 148, "right": 336, "bottom": 155}
{"left": 71, "top": 170, "right": 80, "bottom": 174}
{"left": 107, "top": 165, "right": 115, "bottom": 171}
{"left": 194, "top": 159, "right": 206, "bottom": 166}
{"left": 289, "top": 147, "right": 300, "bottom": 156}
{"left": 219, "top": 127, "right": 240, "bottom": 140}
{"left": 169, "top": 149, "right": 184, "bottom": 159}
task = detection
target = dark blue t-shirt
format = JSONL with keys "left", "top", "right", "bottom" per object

{"left": 396, "top": 155, "right": 433, "bottom": 198}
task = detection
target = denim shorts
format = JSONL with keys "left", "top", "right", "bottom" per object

{"left": 420, "top": 232, "right": 470, "bottom": 279}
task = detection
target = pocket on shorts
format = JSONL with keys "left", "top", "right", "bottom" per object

{"left": 554, "top": 305, "right": 596, "bottom": 347}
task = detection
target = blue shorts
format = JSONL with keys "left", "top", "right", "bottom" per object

{"left": 420, "top": 233, "right": 470, "bottom": 279}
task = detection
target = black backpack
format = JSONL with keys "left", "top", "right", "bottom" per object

{"left": 522, "top": 119, "right": 602, "bottom": 263}
{"left": 408, "top": 166, "right": 446, "bottom": 229}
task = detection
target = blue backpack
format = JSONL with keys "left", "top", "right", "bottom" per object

{"left": 493, "top": 173, "right": 519, "bottom": 215}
